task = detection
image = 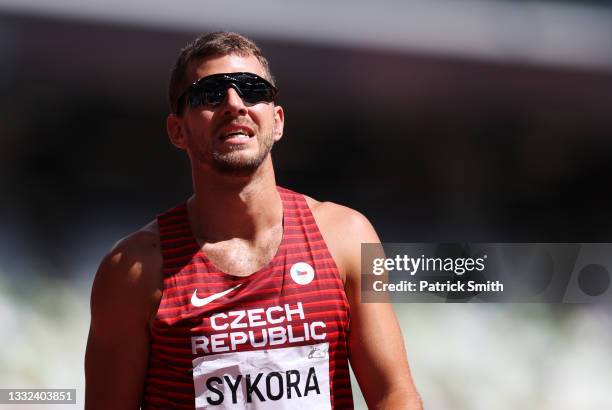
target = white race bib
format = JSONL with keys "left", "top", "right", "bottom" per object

{"left": 193, "top": 343, "right": 331, "bottom": 409}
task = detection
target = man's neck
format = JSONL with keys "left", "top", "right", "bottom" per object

{"left": 187, "top": 160, "right": 282, "bottom": 244}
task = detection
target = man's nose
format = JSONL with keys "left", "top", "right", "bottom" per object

{"left": 221, "top": 86, "right": 247, "bottom": 116}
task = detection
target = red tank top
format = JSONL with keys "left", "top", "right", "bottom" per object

{"left": 143, "top": 187, "right": 354, "bottom": 409}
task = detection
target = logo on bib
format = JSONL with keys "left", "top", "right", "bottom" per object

{"left": 290, "top": 262, "right": 315, "bottom": 285}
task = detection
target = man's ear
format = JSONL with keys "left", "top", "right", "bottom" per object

{"left": 273, "top": 105, "right": 284, "bottom": 142}
{"left": 166, "top": 114, "right": 188, "bottom": 149}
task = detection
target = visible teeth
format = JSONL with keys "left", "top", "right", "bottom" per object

{"left": 223, "top": 131, "right": 250, "bottom": 141}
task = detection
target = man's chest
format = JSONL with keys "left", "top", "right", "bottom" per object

{"left": 200, "top": 230, "right": 283, "bottom": 276}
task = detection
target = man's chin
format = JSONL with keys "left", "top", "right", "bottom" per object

{"left": 210, "top": 154, "right": 267, "bottom": 177}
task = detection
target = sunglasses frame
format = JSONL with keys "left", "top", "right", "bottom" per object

{"left": 175, "top": 72, "right": 278, "bottom": 114}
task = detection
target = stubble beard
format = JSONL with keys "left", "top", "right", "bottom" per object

{"left": 198, "top": 128, "right": 275, "bottom": 177}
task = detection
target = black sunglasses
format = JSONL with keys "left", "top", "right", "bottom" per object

{"left": 175, "top": 72, "right": 278, "bottom": 114}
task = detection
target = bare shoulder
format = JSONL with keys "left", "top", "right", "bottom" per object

{"left": 91, "top": 220, "right": 163, "bottom": 326}
{"left": 305, "top": 195, "right": 380, "bottom": 283}
{"left": 86, "top": 220, "right": 162, "bottom": 409}
{"left": 305, "top": 196, "right": 373, "bottom": 233}
{"left": 108, "top": 220, "right": 161, "bottom": 268}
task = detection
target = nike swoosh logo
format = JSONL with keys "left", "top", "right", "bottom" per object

{"left": 191, "top": 283, "right": 242, "bottom": 307}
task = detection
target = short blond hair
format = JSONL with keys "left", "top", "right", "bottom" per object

{"left": 168, "top": 31, "right": 275, "bottom": 114}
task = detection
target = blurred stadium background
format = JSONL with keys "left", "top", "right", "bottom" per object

{"left": 1, "top": 0, "right": 612, "bottom": 408}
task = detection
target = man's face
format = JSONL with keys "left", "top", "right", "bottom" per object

{"left": 172, "top": 54, "right": 284, "bottom": 176}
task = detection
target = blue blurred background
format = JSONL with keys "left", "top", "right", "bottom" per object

{"left": 1, "top": 0, "right": 611, "bottom": 408}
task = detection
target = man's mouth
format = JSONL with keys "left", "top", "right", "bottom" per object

{"left": 220, "top": 131, "right": 251, "bottom": 142}
{"left": 218, "top": 125, "right": 254, "bottom": 141}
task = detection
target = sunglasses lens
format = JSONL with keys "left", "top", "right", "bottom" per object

{"left": 241, "top": 84, "right": 275, "bottom": 104}
{"left": 202, "top": 86, "right": 227, "bottom": 105}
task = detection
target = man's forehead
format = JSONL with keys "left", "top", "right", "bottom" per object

{"left": 186, "top": 53, "right": 266, "bottom": 82}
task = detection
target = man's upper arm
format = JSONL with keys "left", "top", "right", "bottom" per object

{"left": 85, "top": 227, "right": 162, "bottom": 410}
{"left": 313, "top": 202, "right": 422, "bottom": 409}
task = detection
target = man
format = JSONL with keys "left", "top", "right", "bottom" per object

{"left": 85, "top": 31, "right": 422, "bottom": 409}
